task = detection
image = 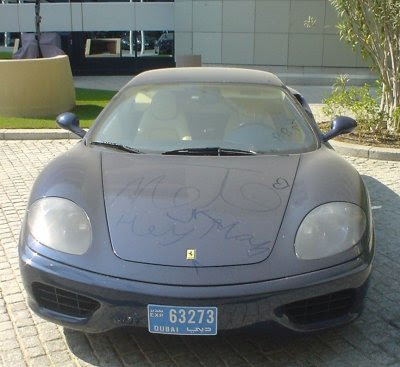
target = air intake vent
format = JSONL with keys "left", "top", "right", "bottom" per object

{"left": 32, "top": 283, "right": 100, "bottom": 318}
{"left": 280, "top": 289, "right": 356, "bottom": 325}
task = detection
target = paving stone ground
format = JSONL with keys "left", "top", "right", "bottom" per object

{"left": 0, "top": 140, "right": 399, "bottom": 367}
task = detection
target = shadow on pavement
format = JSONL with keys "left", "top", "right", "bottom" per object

{"left": 361, "top": 175, "right": 400, "bottom": 258}
{"left": 360, "top": 175, "right": 400, "bottom": 328}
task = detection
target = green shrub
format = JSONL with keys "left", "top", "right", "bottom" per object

{"left": 323, "top": 75, "right": 384, "bottom": 134}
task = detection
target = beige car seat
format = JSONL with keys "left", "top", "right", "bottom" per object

{"left": 137, "top": 90, "right": 191, "bottom": 141}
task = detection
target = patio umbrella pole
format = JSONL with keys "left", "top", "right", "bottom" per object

{"left": 35, "top": 0, "right": 43, "bottom": 58}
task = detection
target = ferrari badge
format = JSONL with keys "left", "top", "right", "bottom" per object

{"left": 186, "top": 249, "right": 196, "bottom": 260}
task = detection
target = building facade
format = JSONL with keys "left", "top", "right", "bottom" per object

{"left": 0, "top": 0, "right": 367, "bottom": 75}
{"left": 175, "top": 0, "right": 366, "bottom": 69}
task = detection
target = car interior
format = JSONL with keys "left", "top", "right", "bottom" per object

{"left": 92, "top": 83, "right": 313, "bottom": 154}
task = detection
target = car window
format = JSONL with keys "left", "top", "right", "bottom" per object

{"left": 88, "top": 83, "right": 318, "bottom": 154}
{"left": 158, "top": 33, "right": 172, "bottom": 41}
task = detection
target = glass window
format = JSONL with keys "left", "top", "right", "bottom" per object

{"left": 89, "top": 83, "right": 318, "bottom": 155}
{"left": 0, "top": 32, "right": 19, "bottom": 58}
{"left": 83, "top": 30, "right": 172, "bottom": 58}
{"left": 154, "top": 31, "right": 174, "bottom": 57}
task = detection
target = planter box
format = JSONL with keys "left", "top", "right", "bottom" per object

{"left": 0, "top": 55, "right": 75, "bottom": 118}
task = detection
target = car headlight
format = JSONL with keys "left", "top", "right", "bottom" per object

{"left": 27, "top": 197, "right": 92, "bottom": 255}
{"left": 294, "top": 202, "right": 367, "bottom": 260}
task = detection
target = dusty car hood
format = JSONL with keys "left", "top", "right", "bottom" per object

{"left": 102, "top": 153, "right": 299, "bottom": 267}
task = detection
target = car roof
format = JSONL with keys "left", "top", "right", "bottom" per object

{"left": 126, "top": 67, "right": 285, "bottom": 88}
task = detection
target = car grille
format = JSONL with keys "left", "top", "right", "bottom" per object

{"left": 280, "top": 289, "right": 356, "bottom": 325}
{"left": 32, "top": 283, "right": 100, "bottom": 318}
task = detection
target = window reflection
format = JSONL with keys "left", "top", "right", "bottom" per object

{"left": 0, "top": 0, "right": 175, "bottom": 73}
{"left": 0, "top": 0, "right": 19, "bottom": 58}
{"left": 84, "top": 31, "right": 174, "bottom": 58}
{"left": 73, "top": 0, "right": 173, "bottom": 3}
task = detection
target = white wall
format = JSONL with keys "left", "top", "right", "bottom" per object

{"left": 174, "top": 0, "right": 367, "bottom": 68}
{"left": 0, "top": 2, "right": 174, "bottom": 32}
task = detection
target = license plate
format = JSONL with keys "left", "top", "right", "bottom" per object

{"left": 148, "top": 304, "right": 217, "bottom": 336}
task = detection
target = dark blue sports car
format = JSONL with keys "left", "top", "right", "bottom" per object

{"left": 19, "top": 68, "right": 374, "bottom": 335}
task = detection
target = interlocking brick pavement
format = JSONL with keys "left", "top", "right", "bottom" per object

{"left": 0, "top": 140, "right": 399, "bottom": 367}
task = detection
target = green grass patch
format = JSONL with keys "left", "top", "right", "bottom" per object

{"left": 0, "top": 88, "right": 116, "bottom": 129}
{"left": 0, "top": 51, "right": 12, "bottom": 59}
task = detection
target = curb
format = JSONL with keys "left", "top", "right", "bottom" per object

{"left": 278, "top": 73, "right": 376, "bottom": 86}
{"left": 0, "top": 129, "right": 79, "bottom": 140}
{"left": 329, "top": 140, "right": 400, "bottom": 162}
{"left": 1, "top": 129, "right": 399, "bottom": 162}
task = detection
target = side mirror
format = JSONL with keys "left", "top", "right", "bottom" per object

{"left": 323, "top": 116, "right": 356, "bottom": 142}
{"left": 56, "top": 112, "right": 86, "bottom": 138}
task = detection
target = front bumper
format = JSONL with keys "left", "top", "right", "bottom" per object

{"left": 20, "top": 245, "right": 371, "bottom": 334}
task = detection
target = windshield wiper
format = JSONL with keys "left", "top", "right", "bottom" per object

{"left": 91, "top": 141, "right": 142, "bottom": 154}
{"left": 162, "top": 147, "right": 257, "bottom": 156}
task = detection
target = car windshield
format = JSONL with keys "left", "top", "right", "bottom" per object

{"left": 88, "top": 83, "right": 318, "bottom": 154}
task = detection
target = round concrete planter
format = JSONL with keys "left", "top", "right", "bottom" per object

{"left": 0, "top": 55, "right": 75, "bottom": 118}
